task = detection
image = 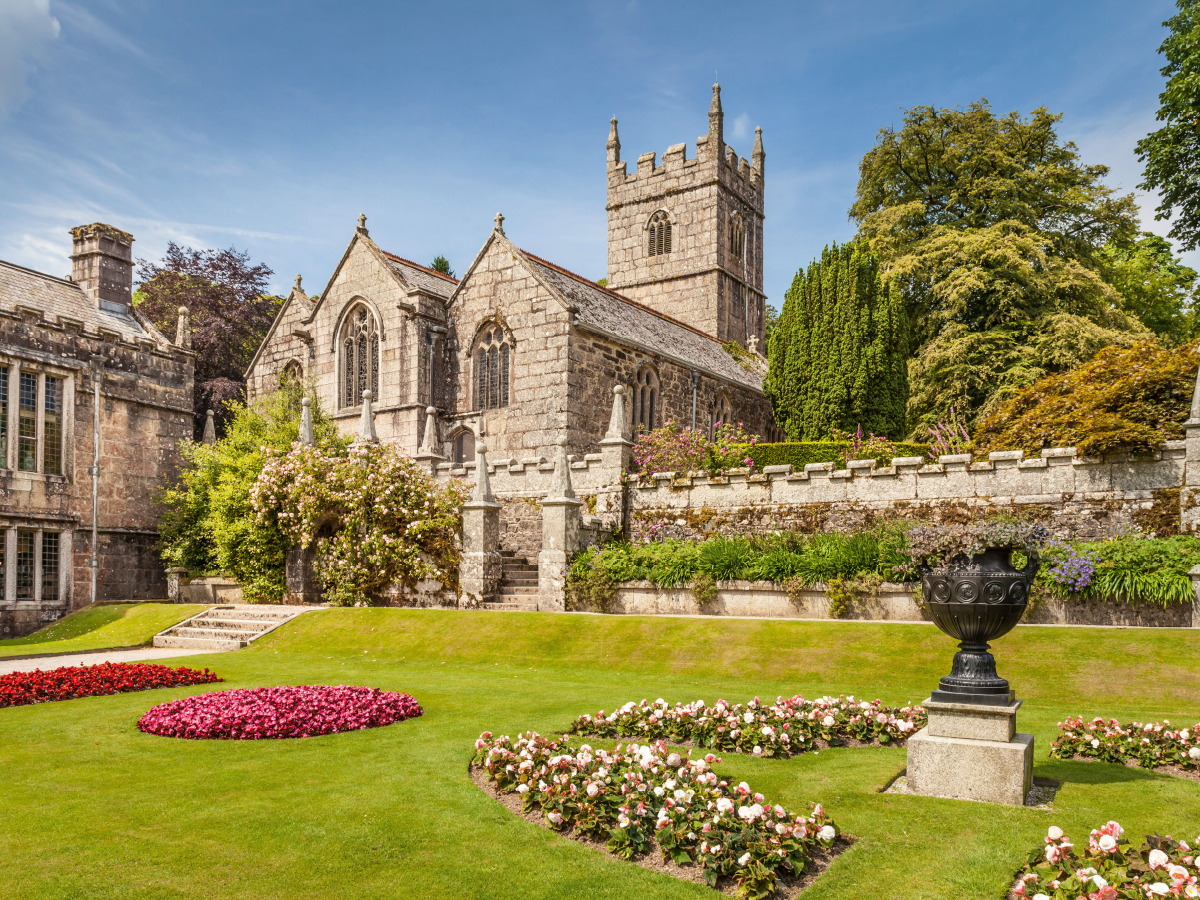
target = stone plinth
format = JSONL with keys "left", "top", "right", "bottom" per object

{"left": 538, "top": 497, "right": 581, "bottom": 612}
{"left": 906, "top": 699, "right": 1033, "bottom": 806}
{"left": 460, "top": 500, "right": 502, "bottom": 605}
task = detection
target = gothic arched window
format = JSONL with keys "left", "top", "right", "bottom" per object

{"left": 281, "top": 359, "right": 303, "bottom": 385}
{"left": 339, "top": 305, "right": 379, "bottom": 408}
{"left": 473, "top": 323, "right": 511, "bottom": 411}
{"left": 712, "top": 394, "right": 734, "bottom": 437}
{"left": 453, "top": 430, "right": 475, "bottom": 464}
{"left": 730, "top": 212, "right": 745, "bottom": 263}
{"left": 647, "top": 211, "right": 673, "bottom": 257}
{"left": 634, "top": 365, "right": 659, "bottom": 432}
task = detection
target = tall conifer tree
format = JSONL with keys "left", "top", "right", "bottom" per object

{"left": 765, "top": 243, "right": 907, "bottom": 440}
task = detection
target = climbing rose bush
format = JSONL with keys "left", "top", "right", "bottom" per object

{"left": 474, "top": 731, "right": 837, "bottom": 897}
{"left": 1015, "top": 822, "right": 1198, "bottom": 899}
{"left": 573, "top": 695, "right": 925, "bottom": 757}
{"left": 252, "top": 442, "right": 467, "bottom": 606}
{"left": 138, "top": 685, "right": 422, "bottom": 739}
{"left": 0, "top": 662, "right": 221, "bottom": 707}
{"left": 1051, "top": 716, "right": 1200, "bottom": 770}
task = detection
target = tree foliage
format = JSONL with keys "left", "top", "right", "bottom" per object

{"left": 156, "top": 375, "right": 345, "bottom": 602}
{"left": 1138, "top": 0, "right": 1200, "bottom": 251}
{"left": 135, "top": 243, "right": 282, "bottom": 438}
{"left": 1099, "top": 231, "right": 1198, "bottom": 345}
{"left": 430, "top": 255, "right": 455, "bottom": 277}
{"left": 765, "top": 242, "right": 907, "bottom": 441}
{"left": 850, "top": 100, "right": 1146, "bottom": 432}
{"left": 971, "top": 339, "right": 1197, "bottom": 457}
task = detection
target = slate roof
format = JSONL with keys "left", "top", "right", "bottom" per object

{"left": 382, "top": 252, "right": 458, "bottom": 300}
{"left": 519, "top": 252, "right": 764, "bottom": 392}
{"left": 0, "top": 259, "right": 157, "bottom": 343}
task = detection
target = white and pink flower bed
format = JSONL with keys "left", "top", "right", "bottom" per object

{"left": 138, "top": 685, "right": 422, "bottom": 739}
{"left": 1015, "top": 822, "right": 1198, "bottom": 899}
{"left": 473, "top": 731, "right": 839, "bottom": 897}
{"left": 572, "top": 695, "right": 925, "bottom": 757}
{"left": 1051, "top": 716, "right": 1200, "bottom": 773}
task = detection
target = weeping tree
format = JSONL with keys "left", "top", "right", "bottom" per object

{"left": 765, "top": 242, "right": 908, "bottom": 440}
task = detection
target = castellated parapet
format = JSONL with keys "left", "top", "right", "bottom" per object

{"left": 606, "top": 84, "right": 767, "bottom": 350}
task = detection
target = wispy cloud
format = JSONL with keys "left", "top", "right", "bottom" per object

{"left": 0, "top": 0, "right": 60, "bottom": 118}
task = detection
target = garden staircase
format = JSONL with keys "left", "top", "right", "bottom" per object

{"left": 482, "top": 552, "right": 539, "bottom": 612}
{"left": 153, "top": 605, "right": 311, "bottom": 652}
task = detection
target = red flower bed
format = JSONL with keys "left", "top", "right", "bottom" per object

{"left": 137, "top": 685, "right": 423, "bottom": 740}
{"left": 0, "top": 662, "right": 222, "bottom": 708}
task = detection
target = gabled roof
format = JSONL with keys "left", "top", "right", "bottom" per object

{"left": 0, "top": 258, "right": 167, "bottom": 345}
{"left": 517, "top": 251, "right": 764, "bottom": 392}
{"left": 381, "top": 252, "right": 458, "bottom": 299}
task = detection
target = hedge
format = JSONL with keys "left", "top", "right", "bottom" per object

{"left": 738, "top": 442, "right": 929, "bottom": 471}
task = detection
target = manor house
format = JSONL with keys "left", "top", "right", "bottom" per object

{"left": 246, "top": 85, "right": 779, "bottom": 465}
{"left": 0, "top": 224, "right": 194, "bottom": 636}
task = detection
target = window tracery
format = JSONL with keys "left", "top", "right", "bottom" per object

{"left": 634, "top": 365, "right": 659, "bottom": 432}
{"left": 339, "top": 305, "right": 379, "bottom": 408}
{"left": 473, "top": 323, "right": 511, "bottom": 411}
{"left": 712, "top": 394, "right": 734, "bottom": 436}
{"left": 647, "top": 211, "right": 673, "bottom": 257}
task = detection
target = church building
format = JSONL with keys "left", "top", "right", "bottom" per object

{"left": 245, "top": 85, "right": 780, "bottom": 466}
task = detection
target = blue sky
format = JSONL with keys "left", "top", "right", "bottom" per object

{"left": 0, "top": 0, "right": 1187, "bottom": 306}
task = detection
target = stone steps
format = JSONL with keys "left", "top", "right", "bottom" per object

{"left": 479, "top": 600, "right": 540, "bottom": 612}
{"left": 495, "top": 553, "right": 539, "bottom": 608}
{"left": 153, "top": 605, "right": 311, "bottom": 651}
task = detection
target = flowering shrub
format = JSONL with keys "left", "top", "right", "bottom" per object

{"left": 138, "top": 685, "right": 423, "bottom": 739}
{"left": 1050, "top": 716, "right": 1200, "bottom": 771}
{"left": 829, "top": 425, "right": 898, "bottom": 463}
{"left": 926, "top": 406, "right": 973, "bottom": 458}
{"left": 0, "top": 662, "right": 221, "bottom": 708}
{"left": 473, "top": 731, "right": 838, "bottom": 897}
{"left": 631, "top": 421, "right": 758, "bottom": 478}
{"left": 1014, "top": 822, "right": 1198, "bottom": 899}
{"left": 253, "top": 442, "right": 467, "bottom": 606}
{"left": 1041, "top": 540, "right": 1098, "bottom": 593}
{"left": 572, "top": 695, "right": 926, "bottom": 758}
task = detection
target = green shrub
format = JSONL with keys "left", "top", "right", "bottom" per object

{"left": 737, "top": 441, "right": 929, "bottom": 471}
{"left": 1037, "top": 532, "right": 1200, "bottom": 607}
{"left": 156, "top": 379, "right": 345, "bottom": 602}
{"left": 697, "top": 536, "right": 752, "bottom": 581}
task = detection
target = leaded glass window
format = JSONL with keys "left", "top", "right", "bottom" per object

{"left": 472, "top": 324, "right": 511, "bottom": 410}
{"left": 339, "top": 306, "right": 379, "bottom": 408}
{"left": 16, "top": 530, "right": 34, "bottom": 600}
{"left": 18, "top": 372, "right": 36, "bottom": 472}
{"left": 0, "top": 368, "right": 7, "bottom": 468}
{"left": 41, "top": 532, "right": 59, "bottom": 603}
{"left": 43, "top": 376, "right": 62, "bottom": 476}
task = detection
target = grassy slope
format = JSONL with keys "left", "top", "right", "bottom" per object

{"left": 0, "top": 604, "right": 209, "bottom": 658}
{"left": 0, "top": 609, "right": 1197, "bottom": 900}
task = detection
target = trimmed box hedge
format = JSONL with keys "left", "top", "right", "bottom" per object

{"left": 738, "top": 442, "right": 929, "bottom": 471}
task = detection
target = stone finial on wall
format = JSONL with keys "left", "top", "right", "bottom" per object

{"left": 607, "top": 117, "right": 621, "bottom": 167}
{"left": 415, "top": 406, "right": 445, "bottom": 468}
{"left": 752, "top": 126, "right": 765, "bottom": 182}
{"left": 356, "top": 214, "right": 368, "bottom": 236}
{"left": 202, "top": 409, "right": 216, "bottom": 445}
{"left": 460, "top": 440, "right": 502, "bottom": 605}
{"left": 709, "top": 83, "right": 723, "bottom": 146}
{"left": 494, "top": 212, "right": 505, "bottom": 235}
{"left": 471, "top": 441, "right": 496, "bottom": 504}
{"left": 540, "top": 435, "right": 585, "bottom": 612}
{"left": 299, "top": 397, "right": 314, "bottom": 446}
{"left": 175, "top": 305, "right": 191, "bottom": 350}
{"left": 353, "top": 390, "right": 379, "bottom": 445}
{"left": 600, "top": 384, "right": 633, "bottom": 472}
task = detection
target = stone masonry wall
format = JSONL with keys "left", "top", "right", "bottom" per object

{"left": 629, "top": 446, "right": 1186, "bottom": 542}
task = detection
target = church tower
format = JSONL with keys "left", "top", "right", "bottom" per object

{"left": 605, "top": 84, "right": 766, "bottom": 350}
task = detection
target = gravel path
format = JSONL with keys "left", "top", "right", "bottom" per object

{"left": 0, "top": 647, "right": 217, "bottom": 676}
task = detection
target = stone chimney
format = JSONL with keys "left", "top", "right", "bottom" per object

{"left": 70, "top": 223, "right": 135, "bottom": 314}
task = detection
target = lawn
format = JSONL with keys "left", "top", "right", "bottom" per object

{"left": 0, "top": 609, "right": 1197, "bottom": 900}
{"left": 0, "top": 603, "right": 209, "bottom": 658}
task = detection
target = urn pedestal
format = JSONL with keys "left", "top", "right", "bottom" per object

{"left": 906, "top": 699, "right": 1033, "bottom": 805}
{"left": 906, "top": 546, "right": 1038, "bottom": 805}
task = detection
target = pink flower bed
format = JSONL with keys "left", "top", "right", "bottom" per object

{"left": 1015, "top": 822, "right": 1198, "bottom": 899}
{"left": 1051, "top": 716, "right": 1200, "bottom": 771}
{"left": 138, "top": 685, "right": 422, "bottom": 739}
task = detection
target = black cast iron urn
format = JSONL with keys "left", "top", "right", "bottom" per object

{"left": 921, "top": 547, "right": 1039, "bottom": 705}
